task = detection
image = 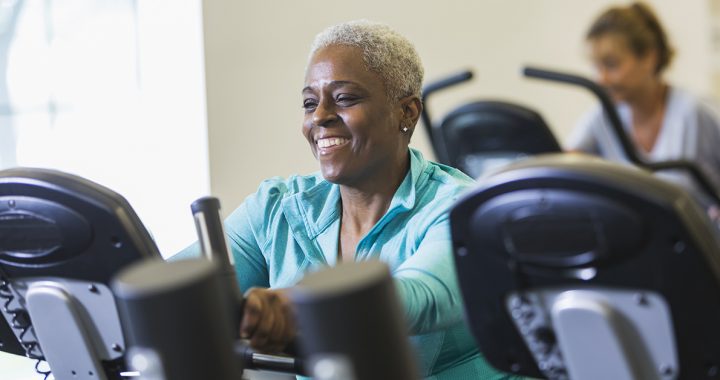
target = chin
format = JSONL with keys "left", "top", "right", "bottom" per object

{"left": 609, "top": 91, "right": 626, "bottom": 103}
{"left": 320, "top": 166, "right": 345, "bottom": 184}
{"left": 607, "top": 86, "right": 630, "bottom": 102}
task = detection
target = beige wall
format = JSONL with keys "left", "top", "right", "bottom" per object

{"left": 203, "top": 0, "right": 713, "bottom": 212}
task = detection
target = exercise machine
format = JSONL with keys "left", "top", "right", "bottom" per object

{"left": 451, "top": 153, "right": 720, "bottom": 380}
{"left": 0, "top": 168, "right": 417, "bottom": 380}
{"left": 420, "top": 70, "right": 562, "bottom": 178}
{"left": 0, "top": 167, "right": 160, "bottom": 379}
{"left": 113, "top": 196, "right": 418, "bottom": 380}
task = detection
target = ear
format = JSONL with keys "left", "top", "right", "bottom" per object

{"left": 398, "top": 95, "right": 423, "bottom": 134}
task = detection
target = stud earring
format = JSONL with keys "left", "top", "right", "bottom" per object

{"left": 402, "top": 126, "right": 409, "bottom": 133}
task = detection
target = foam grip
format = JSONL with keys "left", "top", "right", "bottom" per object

{"left": 113, "top": 259, "right": 243, "bottom": 380}
{"left": 290, "top": 260, "right": 419, "bottom": 380}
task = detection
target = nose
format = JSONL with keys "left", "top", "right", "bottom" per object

{"left": 596, "top": 68, "right": 611, "bottom": 87}
{"left": 312, "top": 98, "right": 338, "bottom": 127}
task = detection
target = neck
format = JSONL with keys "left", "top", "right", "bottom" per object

{"left": 628, "top": 80, "right": 667, "bottom": 122}
{"left": 339, "top": 152, "right": 409, "bottom": 234}
{"left": 340, "top": 190, "right": 393, "bottom": 234}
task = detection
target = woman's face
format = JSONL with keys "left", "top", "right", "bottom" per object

{"left": 302, "top": 45, "right": 409, "bottom": 185}
{"left": 589, "top": 33, "right": 658, "bottom": 103}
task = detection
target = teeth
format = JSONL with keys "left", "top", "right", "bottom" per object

{"left": 317, "top": 137, "right": 348, "bottom": 148}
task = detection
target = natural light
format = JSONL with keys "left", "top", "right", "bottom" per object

{"left": 0, "top": 0, "right": 208, "bottom": 378}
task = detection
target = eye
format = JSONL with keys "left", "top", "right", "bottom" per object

{"left": 302, "top": 98, "right": 318, "bottom": 112}
{"left": 601, "top": 57, "right": 619, "bottom": 70}
{"left": 336, "top": 94, "right": 360, "bottom": 106}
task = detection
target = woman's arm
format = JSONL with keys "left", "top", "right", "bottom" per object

{"left": 567, "top": 107, "right": 604, "bottom": 154}
{"left": 392, "top": 216, "right": 465, "bottom": 334}
{"left": 224, "top": 201, "right": 271, "bottom": 290}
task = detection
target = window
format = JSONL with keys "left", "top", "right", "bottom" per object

{"left": 1, "top": 0, "right": 207, "bottom": 375}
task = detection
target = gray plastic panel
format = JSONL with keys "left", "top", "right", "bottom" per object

{"left": 26, "top": 282, "right": 108, "bottom": 380}
{"left": 507, "top": 287, "right": 677, "bottom": 380}
{"left": 15, "top": 278, "right": 125, "bottom": 360}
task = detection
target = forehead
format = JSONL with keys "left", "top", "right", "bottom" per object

{"left": 590, "top": 33, "right": 633, "bottom": 57}
{"left": 304, "top": 45, "right": 383, "bottom": 90}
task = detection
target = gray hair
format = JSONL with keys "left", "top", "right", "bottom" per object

{"left": 309, "top": 20, "right": 424, "bottom": 101}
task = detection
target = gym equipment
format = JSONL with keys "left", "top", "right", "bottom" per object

{"left": 292, "top": 260, "right": 419, "bottom": 380}
{"left": 421, "top": 70, "right": 562, "bottom": 177}
{"left": 451, "top": 153, "right": 720, "bottom": 380}
{"left": 114, "top": 197, "right": 418, "bottom": 380}
{"left": 0, "top": 167, "right": 416, "bottom": 380}
{"left": 523, "top": 66, "right": 720, "bottom": 206}
{"left": 0, "top": 167, "right": 161, "bottom": 380}
{"left": 0, "top": 169, "right": 305, "bottom": 379}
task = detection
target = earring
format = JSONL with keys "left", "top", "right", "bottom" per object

{"left": 402, "top": 126, "right": 409, "bottom": 133}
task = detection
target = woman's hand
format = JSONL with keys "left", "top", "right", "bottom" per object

{"left": 240, "top": 287, "right": 296, "bottom": 353}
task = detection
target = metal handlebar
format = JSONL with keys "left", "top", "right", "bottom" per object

{"left": 420, "top": 70, "right": 474, "bottom": 164}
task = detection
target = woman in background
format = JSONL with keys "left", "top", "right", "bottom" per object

{"left": 568, "top": 2, "right": 720, "bottom": 199}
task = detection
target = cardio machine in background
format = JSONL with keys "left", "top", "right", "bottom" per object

{"left": 420, "top": 70, "right": 562, "bottom": 178}
{"left": 522, "top": 66, "right": 720, "bottom": 208}
{"left": 0, "top": 168, "right": 418, "bottom": 380}
{"left": 421, "top": 67, "right": 720, "bottom": 209}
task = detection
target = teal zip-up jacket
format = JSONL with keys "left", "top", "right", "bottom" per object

{"left": 175, "top": 148, "right": 515, "bottom": 379}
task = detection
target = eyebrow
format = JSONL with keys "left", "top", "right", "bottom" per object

{"left": 302, "top": 80, "right": 361, "bottom": 94}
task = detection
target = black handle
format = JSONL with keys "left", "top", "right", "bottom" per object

{"left": 191, "top": 196, "right": 245, "bottom": 324}
{"left": 420, "top": 70, "right": 474, "bottom": 165}
{"left": 236, "top": 342, "right": 307, "bottom": 376}
{"left": 191, "top": 197, "right": 305, "bottom": 375}
{"left": 422, "top": 70, "right": 473, "bottom": 98}
{"left": 191, "top": 197, "right": 233, "bottom": 268}
{"left": 523, "top": 67, "right": 641, "bottom": 163}
{"left": 523, "top": 66, "right": 720, "bottom": 205}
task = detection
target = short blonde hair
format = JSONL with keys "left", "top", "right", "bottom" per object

{"left": 309, "top": 20, "right": 424, "bottom": 100}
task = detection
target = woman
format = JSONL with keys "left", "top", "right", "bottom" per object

{"left": 569, "top": 2, "right": 720, "bottom": 197}
{"left": 177, "top": 20, "right": 517, "bottom": 379}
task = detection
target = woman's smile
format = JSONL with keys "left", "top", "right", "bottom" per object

{"left": 316, "top": 136, "right": 350, "bottom": 155}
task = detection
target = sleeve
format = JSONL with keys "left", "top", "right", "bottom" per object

{"left": 166, "top": 197, "right": 271, "bottom": 291}
{"left": 567, "top": 107, "right": 602, "bottom": 154}
{"left": 225, "top": 201, "right": 271, "bottom": 290}
{"left": 392, "top": 214, "right": 464, "bottom": 334}
{"left": 167, "top": 241, "right": 202, "bottom": 261}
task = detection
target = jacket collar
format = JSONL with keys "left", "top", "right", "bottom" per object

{"left": 280, "top": 148, "right": 429, "bottom": 264}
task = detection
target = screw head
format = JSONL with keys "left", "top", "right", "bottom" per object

{"left": 673, "top": 241, "right": 686, "bottom": 254}
{"left": 635, "top": 293, "right": 649, "bottom": 306}
{"left": 707, "top": 364, "right": 718, "bottom": 377}
{"left": 660, "top": 364, "right": 673, "bottom": 376}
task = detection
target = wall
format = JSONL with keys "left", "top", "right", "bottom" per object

{"left": 202, "top": 0, "right": 713, "bottom": 213}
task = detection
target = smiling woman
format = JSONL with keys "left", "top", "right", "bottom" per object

{"left": 174, "top": 20, "right": 521, "bottom": 379}
{"left": 302, "top": 45, "right": 413, "bottom": 200}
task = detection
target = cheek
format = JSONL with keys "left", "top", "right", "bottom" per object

{"left": 301, "top": 119, "right": 313, "bottom": 140}
{"left": 302, "top": 120, "right": 318, "bottom": 156}
{"left": 622, "top": 60, "right": 643, "bottom": 77}
{"left": 347, "top": 111, "right": 393, "bottom": 135}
